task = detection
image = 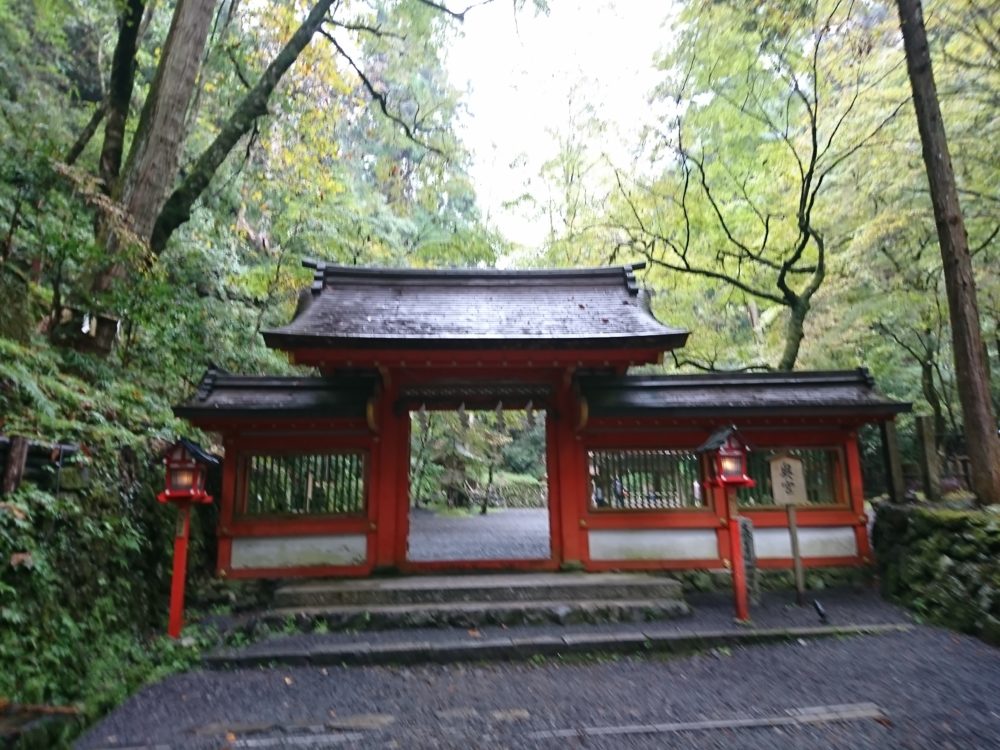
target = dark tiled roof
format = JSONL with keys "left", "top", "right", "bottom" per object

{"left": 262, "top": 261, "right": 688, "bottom": 351}
{"left": 173, "top": 369, "right": 378, "bottom": 420}
{"left": 580, "top": 369, "right": 910, "bottom": 419}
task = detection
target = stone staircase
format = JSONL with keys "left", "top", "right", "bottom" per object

{"left": 251, "top": 572, "right": 690, "bottom": 632}
{"left": 204, "top": 579, "right": 914, "bottom": 669}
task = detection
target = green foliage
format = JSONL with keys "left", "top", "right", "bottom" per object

{"left": 0, "top": 336, "right": 221, "bottom": 738}
{"left": 501, "top": 421, "right": 546, "bottom": 479}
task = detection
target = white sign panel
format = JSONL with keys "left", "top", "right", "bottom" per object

{"left": 769, "top": 454, "right": 807, "bottom": 505}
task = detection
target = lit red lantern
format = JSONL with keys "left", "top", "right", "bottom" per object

{"left": 698, "top": 425, "right": 755, "bottom": 489}
{"left": 157, "top": 438, "right": 218, "bottom": 638}
{"left": 697, "top": 425, "right": 754, "bottom": 622}
{"left": 157, "top": 439, "right": 216, "bottom": 504}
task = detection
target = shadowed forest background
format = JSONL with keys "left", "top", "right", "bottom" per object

{"left": 0, "top": 0, "right": 997, "bottom": 740}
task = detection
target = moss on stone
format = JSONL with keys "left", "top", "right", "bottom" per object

{"left": 874, "top": 502, "right": 1000, "bottom": 642}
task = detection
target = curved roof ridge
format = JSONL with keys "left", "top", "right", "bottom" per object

{"left": 302, "top": 259, "right": 646, "bottom": 278}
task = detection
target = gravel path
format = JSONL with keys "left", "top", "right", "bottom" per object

{"left": 77, "top": 607, "right": 1000, "bottom": 749}
{"left": 407, "top": 507, "right": 550, "bottom": 561}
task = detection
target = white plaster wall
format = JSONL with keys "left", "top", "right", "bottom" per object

{"left": 752, "top": 526, "right": 857, "bottom": 559}
{"left": 231, "top": 534, "right": 367, "bottom": 569}
{"left": 588, "top": 529, "right": 719, "bottom": 561}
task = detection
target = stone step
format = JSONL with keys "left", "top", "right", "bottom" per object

{"left": 273, "top": 572, "right": 684, "bottom": 608}
{"left": 204, "top": 623, "right": 914, "bottom": 670}
{"left": 253, "top": 597, "right": 692, "bottom": 632}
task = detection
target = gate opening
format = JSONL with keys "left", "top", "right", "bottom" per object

{"left": 406, "top": 407, "right": 550, "bottom": 563}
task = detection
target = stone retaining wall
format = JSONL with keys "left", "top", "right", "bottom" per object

{"left": 872, "top": 502, "right": 1000, "bottom": 643}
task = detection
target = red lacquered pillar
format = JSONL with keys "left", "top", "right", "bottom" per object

{"left": 168, "top": 502, "right": 192, "bottom": 638}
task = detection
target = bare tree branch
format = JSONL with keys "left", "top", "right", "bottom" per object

{"left": 669, "top": 350, "right": 772, "bottom": 373}
{"left": 326, "top": 18, "right": 405, "bottom": 39}
{"left": 319, "top": 29, "right": 444, "bottom": 156}
{"left": 65, "top": 101, "right": 108, "bottom": 166}
{"left": 413, "top": 0, "right": 492, "bottom": 22}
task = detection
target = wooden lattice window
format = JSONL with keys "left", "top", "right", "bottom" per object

{"left": 737, "top": 448, "right": 844, "bottom": 507}
{"left": 241, "top": 452, "right": 367, "bottom": 516}
{"left": 587, "top": 449, "right": 705, "bottom": 511}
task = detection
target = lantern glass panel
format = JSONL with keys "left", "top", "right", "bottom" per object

{"left": 170, "top": 468, "right": 196, "bottom": 491}
{"left": 720, "top": 454, "right": 744, "bottom": 478}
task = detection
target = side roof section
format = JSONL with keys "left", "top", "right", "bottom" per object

{"left": 579, "top": 368, "right": 911, "bottom": 420}
{"left": 173, "top": 368, "right": 378, "bottom": 421}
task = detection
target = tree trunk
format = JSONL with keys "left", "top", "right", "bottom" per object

{"left": 2, "top": 436, "right": 29, "bottom": 496}
{"left": 777, "top": 298, "right": 809, "bottom": 371}
{"left": 896, "top": 0, "right": 1000, "bottom": 505}
{"left": 98, "top": 0, "right": 146, "bottom": 191}
{"left": 150, "top": 0, "right": 336, "bottom": 255}
{"left": 93, "top": 0, "right": 216, "bottom": 293}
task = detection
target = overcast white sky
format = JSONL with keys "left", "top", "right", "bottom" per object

{"left": 446, "top": 1, "right": 675, "bottom": 249}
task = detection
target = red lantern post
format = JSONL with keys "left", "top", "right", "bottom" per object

{"left": 157, "top": 439, "right": 217, "bottom": 638}
{"left": 698, "top": 426, "right": 755, "bottom": 622}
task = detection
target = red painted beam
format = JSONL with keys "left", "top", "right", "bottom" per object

{"left": 292, "top": 347, "right": 665, "bottom": 369}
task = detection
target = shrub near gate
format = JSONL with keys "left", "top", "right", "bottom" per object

{"left": 0, "top": 338, "right": 217, "bottom": 742}
{"left": 494, "top": 472, "right": 546, "bottom": 508}
{"left": 872, "top": 503, "right": 1000, "bottom": 643}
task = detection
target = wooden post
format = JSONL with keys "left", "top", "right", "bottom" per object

{"left": 879, "top": 420, "right": 906, "bottom": 502}
{"left": 727, "top": 494, "right": 750, "bottom": 622}
{"left": 786, "top": 504, "right": 806, "bottom": 605}
{"left": 916, "top": 415, "right": 941, "bottom": 500}
{"left": 1, "top": 436, "right": 29, "bottom": 496}
{"left": 168, "top": 502, "right": 192, "bottom": 639}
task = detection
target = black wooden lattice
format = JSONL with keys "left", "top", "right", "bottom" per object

{"left": 244, "top": 453, "right": 366, "bottom": 516}
{"left": 587, "top": 449, "right": 704, "bottom": 510}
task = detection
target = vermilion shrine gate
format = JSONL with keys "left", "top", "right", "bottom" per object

{"left": 175, "top": 262, "right": 908, "bottom": 579}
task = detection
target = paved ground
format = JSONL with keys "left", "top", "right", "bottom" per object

{"left": 78, "top": 627, "right": 1000, "bottom": 749}
{"left": 407, "top": 507, "right": 550, "bottom": 561}
{"left": 77, "top": 591, "right": 1000, "bottom": 749}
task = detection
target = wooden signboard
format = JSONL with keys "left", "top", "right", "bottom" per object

{"left": 768, "top": 453, "right": 807, "bottom": 505}
{"left": 769, "top": 453, "right": 808, "bottom": 603}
